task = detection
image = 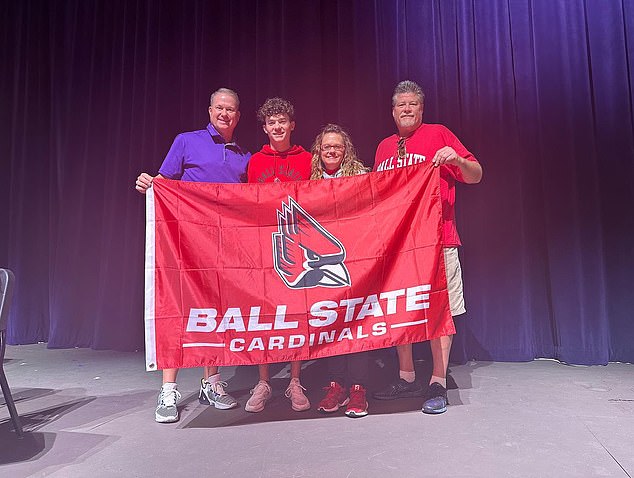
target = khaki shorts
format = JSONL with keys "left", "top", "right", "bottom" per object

{"left": 444, "top": 247, "right": 466, "bottom": 316}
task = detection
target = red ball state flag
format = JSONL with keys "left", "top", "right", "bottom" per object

{"left": 143, "top": 165, "right": 454, "bottom": 371}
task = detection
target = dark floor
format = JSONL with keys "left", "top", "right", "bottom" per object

{"left": 1, "top": 344, "right": 633, "bottom": 477}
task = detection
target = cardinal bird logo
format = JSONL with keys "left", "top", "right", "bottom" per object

{"left": 272, "top": 197, "right": 351, "bottom": 289}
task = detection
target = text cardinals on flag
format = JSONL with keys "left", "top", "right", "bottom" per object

{"left": 144, "top": 165, "right": 454, "bottom": 370}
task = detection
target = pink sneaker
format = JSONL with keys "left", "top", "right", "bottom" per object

{"left": 245, "top": 380, "right": 272, "bottom": 413}
{"left": 285, "top": 378, "right": 310, "bottom": 411}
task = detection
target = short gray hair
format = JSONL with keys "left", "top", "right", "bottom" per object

{"left": 392, "top": 80, "right": 425, "bottom": 106}
{"left": 210, "top": 88, "right": 240, "bottom": 109}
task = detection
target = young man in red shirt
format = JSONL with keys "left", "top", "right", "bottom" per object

{"left": 245, "top": 97, "right": 312, "bottom": 412}
{"left": 247, "top": 97, "right": 311, "bottom": 183}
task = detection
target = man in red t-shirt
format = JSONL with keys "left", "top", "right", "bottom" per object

{"left": 372, "top": 80, "right": 483, "bottom": 414}
{"left": 245, "top": 97, "right": 312, "bottom": 413}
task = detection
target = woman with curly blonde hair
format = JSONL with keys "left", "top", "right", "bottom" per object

{"left": 311, "top": 124, "right": 370, "bottom": 418}
{"left": 310, "top": 124, "right": 368, "bottom": 179}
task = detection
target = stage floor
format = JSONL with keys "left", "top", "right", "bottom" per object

{"left": 1, "top": 344, "right": 633, "bottom": 477}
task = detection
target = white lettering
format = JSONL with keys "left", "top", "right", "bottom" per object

{"left": 338, "top": 327, "right": 354, "bottom": 341}
{"left": 356, "top": 294, "right": 384, "bottom": 320}
{"left": 186, "top": 308, "right": 217, "bottom": 332}
{"left": 372, "top": 322, "right": 387, "bottom": 335}
{"left": 309, "top": 301, "right": 338, "bottom": 327}
{"left": 229, "top": 338, "right": 245, "bottom": 351}
{"left": 288, "top": 335, "right": 305, "bottom": 348}
{"left": 356, "top": 325, "right": 369, "bottom": 339}
{"left": 216, "top": 308, "right": 246, "bottom": 332}
{"left": 406, "top": 284, "right": 431, "bottom": 311}
{"left": 340, "top": 297, "right": 364, "bottom": 322}
{"left": 268, "top": 336, "right": 284, "bottom": 350}
{"left": 247, "top": 337, "right": 265, "bottom": 351}
{"left": 274, "top": 305, "right": 298, "bottom": 330}
{"left": 380, "top": 289, "right": 405, "bottom": 315}
{"left": 247, "top": 306, "right": 272, "bottom": 331}
{"left": 318, "top": 330, "right": 336, "bottom": 344}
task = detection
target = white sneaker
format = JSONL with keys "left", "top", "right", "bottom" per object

{"left": 245, "top": 380, "right": 272, "bottom": 413}
{"left": 155, "top": 384, "right": 181, "bottom": 423}
{"left": 285, "top": 378, "right": 310, "bottom": 411}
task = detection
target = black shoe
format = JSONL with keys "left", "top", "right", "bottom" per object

{"left": 422, "top": 382, "right": 448, "bottom": 414}
{"left": 372, "top": 379, "right": 424, "bottom": 400}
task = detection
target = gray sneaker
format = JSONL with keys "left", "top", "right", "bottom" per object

{"left": 155, "top": 385, "right": 181, "bottom": 423}
{"left": 245, "top": 380, "right": 272, "bottom": 413}
{"left": 199, "top": 378, "right": 238, "bottom": 409}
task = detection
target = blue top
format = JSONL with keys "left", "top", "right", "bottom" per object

{"left": 158, "top": 124, "right": 251, "bottom": 183}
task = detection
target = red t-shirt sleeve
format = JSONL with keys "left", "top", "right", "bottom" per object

{"left": 438, "top": 125, "right": 478, "bottom": 183}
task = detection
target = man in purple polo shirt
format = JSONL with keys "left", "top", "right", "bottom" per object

{"left": 136, "top": 87, "right": 250, "bottom": 423}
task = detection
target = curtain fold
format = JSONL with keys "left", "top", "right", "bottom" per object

{"left": 1, "top": 0, "right": 632, "bottom": 363}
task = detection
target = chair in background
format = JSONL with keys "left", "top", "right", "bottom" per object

{"left": 0, "top": 268, "right": 23, "bottom": 437}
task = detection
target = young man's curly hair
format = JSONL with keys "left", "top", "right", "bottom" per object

{"left": 257, "top": 97, "right": 295, "bottom": 124}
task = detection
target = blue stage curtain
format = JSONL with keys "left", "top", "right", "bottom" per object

{"left": 1, "top": 1, "right": 632, "bottom": 364}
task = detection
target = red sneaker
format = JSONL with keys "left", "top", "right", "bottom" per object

{"left": 345, "top": 384, "right": 368, "bottom": 418}
{"left": 317, "top": 381, "right": 349, "bottom": 413}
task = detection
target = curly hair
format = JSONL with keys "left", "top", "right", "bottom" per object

{"left": 310, "top": 124, "right": 368, "bottom": 179}
{"left": 257, "top": 97, "right": 295, "bottom": 123}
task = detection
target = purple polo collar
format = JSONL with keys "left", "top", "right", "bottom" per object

{"left": 206, "top": 123, "right": 245, "bottom": 153}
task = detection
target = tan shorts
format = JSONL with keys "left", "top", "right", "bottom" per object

{"left": 444, "top": 247, "right": 466, "bottom": 316}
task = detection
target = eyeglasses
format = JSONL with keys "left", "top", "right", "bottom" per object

{"left": 321, "top": 144, "right": 345, "bottom": 152}
{"left": 397, "top": 137, "right": 406, "bottom": 159}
